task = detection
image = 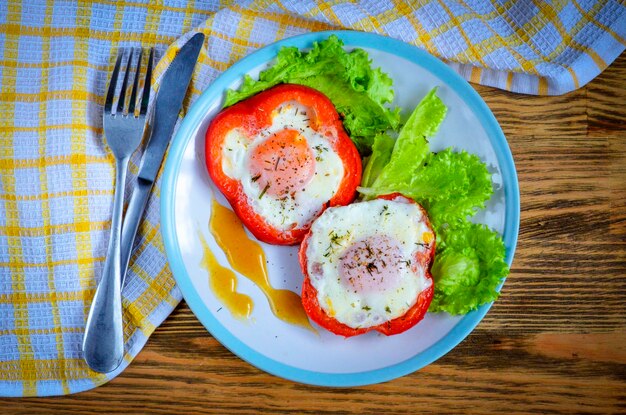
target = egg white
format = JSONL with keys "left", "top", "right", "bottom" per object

{"left": 305, "top": 198, "right": 433, "bottom": 329}
{"left": 221, "top": 101, "right": 344, "bottom": 231}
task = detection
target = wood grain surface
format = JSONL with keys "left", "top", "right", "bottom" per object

{"left": 2, "top": 52, "right": 625, "bottom": 415}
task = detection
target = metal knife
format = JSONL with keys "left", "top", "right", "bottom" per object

{"left": 120, "top": 32, "right": 204, "bottom": 286}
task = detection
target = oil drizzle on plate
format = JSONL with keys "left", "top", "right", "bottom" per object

{"left": 210, "top": 199, "right": 313, "bottom": 331}
{"left": 198, "top": 230, "right": 253, "bottom": 320}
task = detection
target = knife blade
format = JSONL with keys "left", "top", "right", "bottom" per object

{"left": 120, "top": 32, "right": 204, "bottom": 285}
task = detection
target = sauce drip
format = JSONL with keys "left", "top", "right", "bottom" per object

{"left": 210, "top": 199, "right": 313, "bottom": 331}
{"left": 198, "top": 231, "right": 253, "bottom": 320}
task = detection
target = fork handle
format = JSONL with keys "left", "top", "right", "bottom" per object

{"left": 82, "top": 157, "right": 128, "bottom": 373}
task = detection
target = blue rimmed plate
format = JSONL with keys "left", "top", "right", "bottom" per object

{"left": 161, "top": 30, "right": 519, "bottom": 386}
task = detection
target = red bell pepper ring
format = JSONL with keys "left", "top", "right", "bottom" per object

{"left": 299, "top": 193, "right": 435, "bottom": 337}
{"left": 205, "top": 83, "right": 362, "bottom": 245}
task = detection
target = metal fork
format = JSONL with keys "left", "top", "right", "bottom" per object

{"left": 83, "top": 48, "right": 154, "bottom": 373}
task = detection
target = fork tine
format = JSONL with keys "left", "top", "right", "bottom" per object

{"left": 116, "top": 49, "right": 134, "bottom": 115}
{"left": 104, "top": 51, "right": 124, "bottom": 113}
{"left": 128, "top": 48, "right": 142, "bottom": 116}
{"left": 140, "top": 48, "right": 154, "bottom": 116}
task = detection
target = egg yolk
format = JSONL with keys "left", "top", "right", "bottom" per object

{"left": 338, "top": 235, "right": 405, "bottom": 294}
{"left": 249, "top": 129, "right": 315, "bottom": 198}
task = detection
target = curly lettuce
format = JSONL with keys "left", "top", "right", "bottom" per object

{"left": 400, "top": 149, "right": 493, "bottom": 227}
{"left": 429, "top": 223, "right": 508, "bottom": 314}
{"left": 359, "top": 88, "right": 509, "bottom": 315}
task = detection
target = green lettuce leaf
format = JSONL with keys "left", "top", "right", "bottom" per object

{"left": 409, "top": 149, "right": 493, "bottom": 226}
{"left": 361, "top": 149, "right": 493, "bottom": 226}
{"left": 369, "top": 88, "right": 447, "bottom": 189}
{"left": 360, "top": 133, "right": 395, "bottom": 188}
{"left": 224, "top": 35, "right": 400, "bottom": 153}
{"left": 429, "top": 222, "right": 509, "bottom": 315}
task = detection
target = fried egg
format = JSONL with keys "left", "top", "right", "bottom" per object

{"left": 221, "top": 101, "right": 345, "bottom": 231}
{"left": 303, "top": 196, "right": 435, "bottom": 329}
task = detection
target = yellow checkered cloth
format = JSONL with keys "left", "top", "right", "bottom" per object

{"left": 0, "top": 0, "right": 624, "bottom": 397}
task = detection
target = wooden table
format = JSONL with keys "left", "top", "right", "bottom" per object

{"left": 3, "top": 51, "right": 625, "bottom": 415}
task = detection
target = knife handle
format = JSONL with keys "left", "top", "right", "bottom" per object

{"left": 120, "top": 177, "right": 153, "bottom": 287}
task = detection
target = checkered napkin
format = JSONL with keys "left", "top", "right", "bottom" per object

{"left": 1, "top": 0, "right": 624, "bottom": 397}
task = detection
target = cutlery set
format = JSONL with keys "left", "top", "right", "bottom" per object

{"left": 82, "top": 33, "right": 205, "bottom": 373}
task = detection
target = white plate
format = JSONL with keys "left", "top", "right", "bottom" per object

{"left": 161, "top": 31, "right": 520, "bottom": 386}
